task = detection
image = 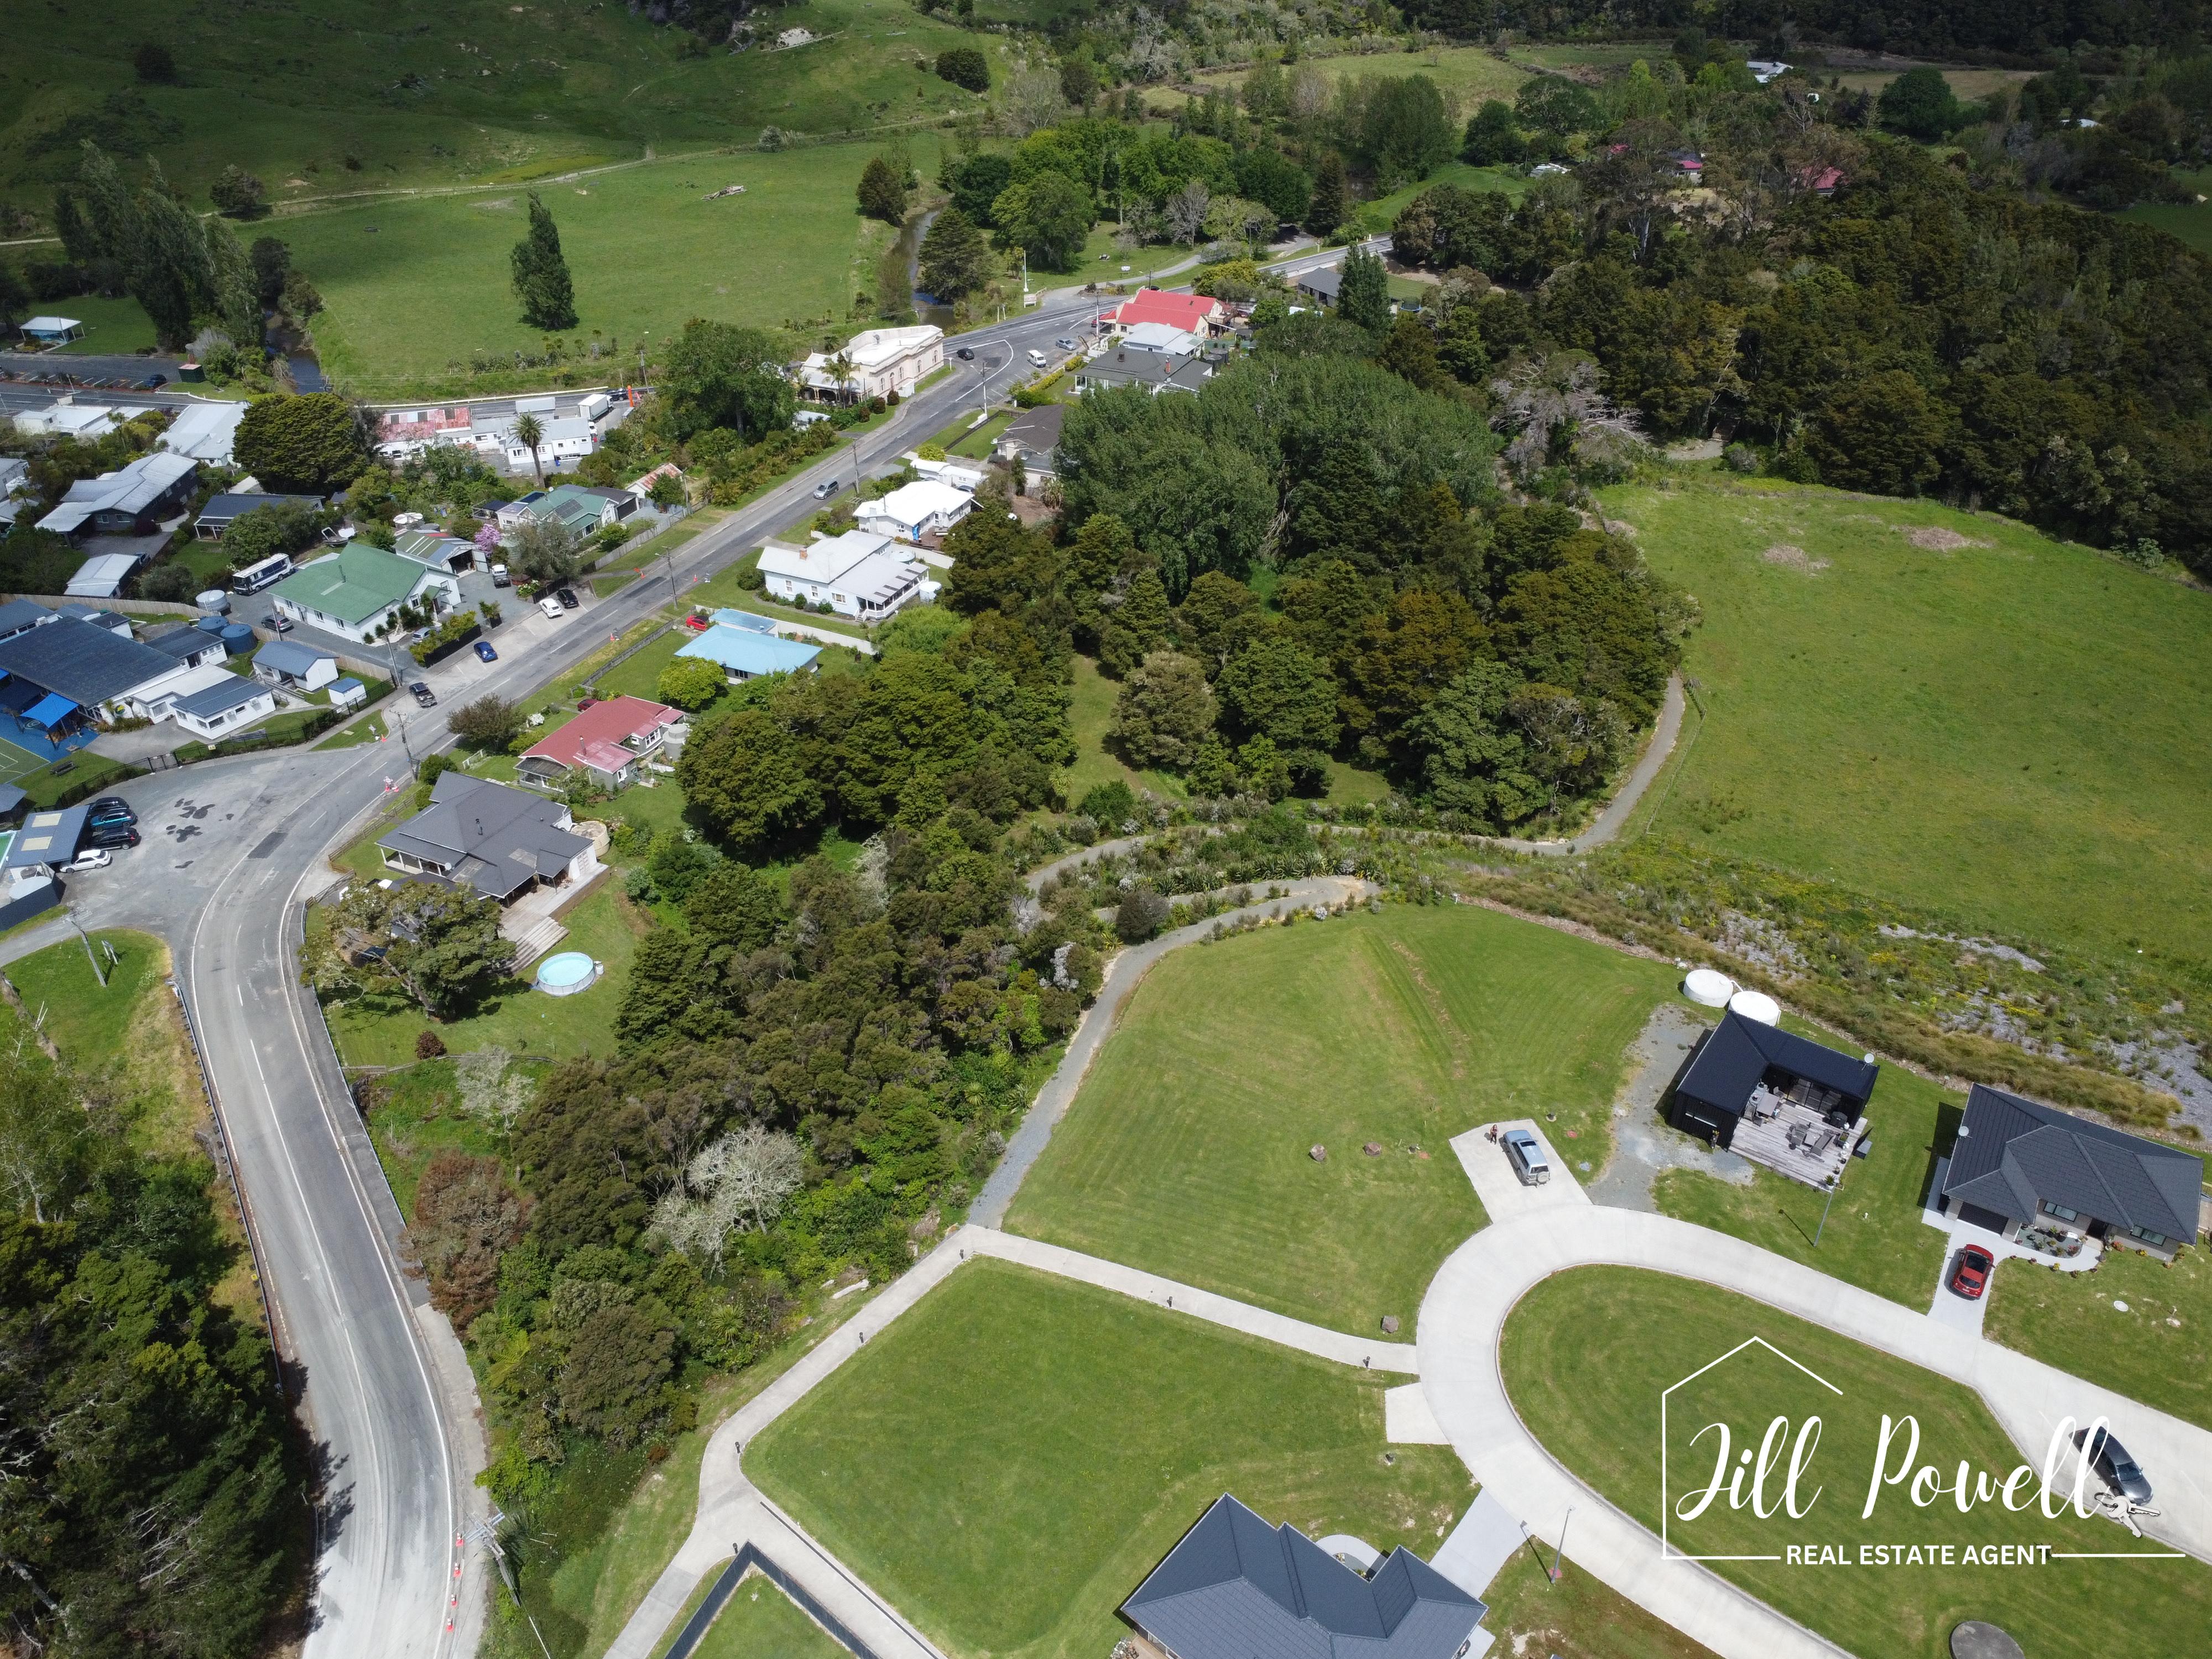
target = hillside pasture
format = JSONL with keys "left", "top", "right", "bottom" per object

{"left": 1609, "top": 478, "right": 2212, "bottom": 960}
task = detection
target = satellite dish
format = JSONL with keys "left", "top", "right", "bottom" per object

{"left": 1683, "top": 967, "right": 1736, "bottom": 1007}
{"left": 1728, "top": 989, "right": 1782, "bottom": 1025}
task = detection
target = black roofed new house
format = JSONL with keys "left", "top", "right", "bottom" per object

{"left": 1121, "top": 1495, "right": 1486, "bottom": 1659}
{"left": 1666, "top": 1010, "right": 1881, "bottom": 1190}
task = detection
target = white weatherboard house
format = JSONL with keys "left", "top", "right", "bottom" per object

{"left": 796, "top": 325, "right": 944, "bottom": 402}
{"left": 268, "top": 543, "right": 459, "bottom": 644}
{"left": 757, "top": 531, "right": 931, "bottom": 622}
{"left": 856, "top": 480, "right": 972, "bottom": 544}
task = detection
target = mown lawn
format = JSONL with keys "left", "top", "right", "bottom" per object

{"left": 2124, "top": 166, "right": 2212, "bottom": 255}
{"left": 1985, "top": 1241, "right": 2212, "bottom": 1432}
{"left": 1655, "top": 1052, "right": 1959, "bottom": 1311}
{"left": 1502, "top": 1267, "right": 2212, "bottom": 1659}
{"left": 1061, "top": 653, "right": 1182, "bottom": 804}
{"left": 1006, "top": 905, "right": 1675, "bottom": 1335}
{"left": 1608, "top": 477, "right": 2212, "bottom": 959}
{"left": 284, "top": 137, "right": 934, "bottom": 396}
{"left": 322, "top": 878, "right": 649, "bottom": 1066}
{"left": 748, "top": 1260, "right": 1473, "bottom": 1659}
{"left": 675, "top": 1575, "right": 845, "bottom": 1659}
{"left": 1478, "top": 1546, "right": 1717, "bottom": 1659}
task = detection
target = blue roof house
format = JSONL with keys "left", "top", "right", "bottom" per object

{"left": 675, "top": 624, "right": 822, "bottom": 682}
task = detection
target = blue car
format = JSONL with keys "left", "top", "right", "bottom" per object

{"left": 474, "top": 639, "right": 498, "bottom": 662}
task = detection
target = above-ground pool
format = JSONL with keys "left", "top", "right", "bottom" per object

{"left": 535, "top": 951, "right": 601, "bottom": 995}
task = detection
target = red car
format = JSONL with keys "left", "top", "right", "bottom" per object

{"left": 682, "top": 612, "right": 711, "bottom": 631}
{"left": 1949, "top": 1244, "right": 1995, "bottom": 1300}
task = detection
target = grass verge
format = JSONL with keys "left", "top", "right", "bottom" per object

{"left": 1985, "top": 1241, "right": 2212, "bottom": 1432}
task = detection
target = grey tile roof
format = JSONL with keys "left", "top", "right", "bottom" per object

{"left": 1123, "top": 1496, "right": 1482, "bottom": 1659}
{"left": 1942, "top": 1084, "right": 2201, "bottom": 1241}
{"left": 0, "top": 616, "right": 181, "bottom": 705}
{"left": 197, "top": 491, "right": 325, "bottom": 528}
{"left": 1676, "top": 1010, "right": 1879, "bottom": 1118}
{"left": 377, "top": 773, "right": 589, "bottom": 901}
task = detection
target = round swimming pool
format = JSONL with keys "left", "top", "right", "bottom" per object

{"left": 535, "top": 951, "right": 601, "bottom": 995}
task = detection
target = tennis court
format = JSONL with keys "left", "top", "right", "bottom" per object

{"left": 0, "top": 739, "right": 50, "bottom": 787}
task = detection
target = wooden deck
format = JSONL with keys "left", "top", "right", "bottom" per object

{"left": 1730, "top": 1089, "right": 1859, "bottom": 1189}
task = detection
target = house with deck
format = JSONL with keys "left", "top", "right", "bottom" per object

{"left": 1667, "top": 1010, "right": 1880, "bottom": 1188}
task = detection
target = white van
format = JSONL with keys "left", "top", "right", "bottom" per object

{"left": 1026, "top": 347, "right": 1047, "bottom": 368}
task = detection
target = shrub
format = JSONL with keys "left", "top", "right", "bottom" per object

{"left": 1077, "top": 779, "right": 1139, "bottom": 829}
{"left": 656, "top": 655, "right": 726, "bottom": 711}
{"left": 416, "top": 1029, "right": 447, "bottom": 1059}
{"left": 937, "top": 47, "right": 989, "bottom": 92}
{"left": 133, "top": 42, "right": 177, "bottom": 83}
{"left": 210, "top": 165, "right": 267, "bottom": 218}
{"left": 1723, "top": 442, "right": 1760, "bottom": 473}
{"left": 1115, "top": 888, "right": 1171, "bottom": 943}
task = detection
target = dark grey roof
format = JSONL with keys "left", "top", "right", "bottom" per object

{"left": 0, "top": 615, "right": 182, "bottom": 705}
{"left": 1942, "top": 1084, "right": 2201, "bottom": 1241}
{"left": 174, "top": 676, "right": 269, "bottom": 720}
{"left": 1000, "top": 403, "right": 1065, "bottom": 453}
{"left": 1676, "top": 1010, "right": 1879, "bottom": 1117}
{"left": 1123, "top": 1496, "right": 1482, "bottom": 1659}
{"left": 377, "top": 773, "right": 589, "bottom": 901}
{"left": 144, "top": 625, "right": 223, "bottom": 660}
{"left": 0, "top": 599, "right": 54, "bottom": 638}
{"left": 1079, "top": 349, "right": 1213, "bottom": 394}
{"left": 1299, "top": 266, "right": 1344, "bottom": 300}
{"left": 197, "top": 491, "right": 325, "bottom": 526}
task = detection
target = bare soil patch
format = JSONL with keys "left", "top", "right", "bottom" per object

{"left": 1900, "top": 525, "right": 1984, "bottom": 551}
{"left": 1760, "top": 543, "right": 1830, "bottom": 573}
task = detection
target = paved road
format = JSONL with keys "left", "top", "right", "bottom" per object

{"left": 2, "top": 287, "right": 1124, "bottom": 1659}
{"left": 1414, "top": 1204, "right": 2212, "bottom": 1659}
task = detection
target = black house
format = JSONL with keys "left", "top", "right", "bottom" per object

{"left": 1668, "top": 1010, "right": 1879, "bottom": 1151}
{"left": 1941, "top": 1084, "right": 2203, "bottom": 1259}
{"left": 1123, "top": 1495, "right": 1484, "bottom": 1659}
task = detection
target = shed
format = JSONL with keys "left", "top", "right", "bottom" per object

{"left": 64, "top": 551, "right": 149, "bottom": 599}
{"left": 253, "top": 638, "right": 340, "bottom": 691}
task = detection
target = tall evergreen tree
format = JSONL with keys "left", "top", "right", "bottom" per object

{"left": 917, "top": 206, "right": 992, "bottom": 300}
{"left": 204, "top": 215, "right": 262, "bottom": 352}
{"left": 1337, "top": 246, "right": 1391, "bottom": 335}
{"left": 857, "top": 154, "right": 910, "bottom": 225}
{"left": 1306, "top": 151, "right": 1349, "bottom": 236}
{"left": 69, "top": 141, "right": 142, "bottom": 267}
{"left": 132, "top": 163, "right": 211, "bottom": 349}
{"left": 510, "top": 192, "right": 577, "bottom": 331}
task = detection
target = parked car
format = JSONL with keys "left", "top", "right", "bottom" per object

{"left": 955, "top": 346, "right": 975, "bottom": 361}
{"left": 538, "top": 596, "right": 565, "bottom": 620}
{"left": 87, "top": 803, "right": 136, "bottom": 831}
{"left": 1026, "top": 347, "right": 1047, "bottom": 367}
{"left": 135, "top": 374, "right": 167, "bottom": 389}
{"left": 555, "top": 587, "right": 580, "bottom": 610}
{"left": 812, "top": 479, "right": 839, "bottom": 500}
{"left": 64, "top": 848, "right": 112, "bottom": 873}
{"left": 1055, "top": 336, "right": 1077, "bottom": 351}
{"left": 1948, "top": 1244, "right": 1994, "bottom": 1300}
{"left": 87, "top": 796, "right": 134, "bottom": 821}
{"left": 2080, "top": 1426, "right": 2154, "bottom": 1505}
{"left": 1502, "top": 1128, "right": 1549, "bottom": 1186}
{"left": 491, "top": 564, "right": 512, "bottom": 587}
{"left": 473, "top": 639, "right": 498, "bottom": 662}
{"left": 260, "top": 612, "right": 293, "bottom": 633}
{"left": 86, "top": 823, "right": 140, "bottom": 850}
{"left": 409, "top": 681, "right": 437, "bottom": 707}
{"left": 682, "top": 612, "right": 712, "bottom": 632}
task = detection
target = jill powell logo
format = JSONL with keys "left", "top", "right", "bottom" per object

{"left": 1658, "top": 1336, "right": 2182, "bottom": 1567}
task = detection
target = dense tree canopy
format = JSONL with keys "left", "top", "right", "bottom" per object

{"left": 233, "top": 392, "right": 367, "bottom": 494}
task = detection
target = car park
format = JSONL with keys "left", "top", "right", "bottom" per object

{"left": 555, "top": 587, "right": 580, "bottom": 609}
{"left": 2080, "top": 1426, "right": 2154, "bottom": 1505}
{"left": 473, "top": 639, "right": 498, "bottom": 662}
{"left": 410, "top": 681, "right": 437, "bottom": 707}
{"left": 538, "top": 596, "right": 564, "bottom": 619}
{"left": 64, "top": 848, "right": 112, "bottom": 873}
{"left": 87, "top": 823, "right": 140, "bottom": 850}
{"left": 1948, "top": 1244, "right": 1994, "bottom": 1300}
{"left": 1502, "top": 1128, "right": 1550, "bottom": 1186}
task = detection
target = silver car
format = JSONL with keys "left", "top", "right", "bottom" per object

{"left": 1502, "top": 1129, "right": 1550, "bottom": 1186}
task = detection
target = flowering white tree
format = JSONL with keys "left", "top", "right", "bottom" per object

{"left": 651, "top": 1125, "right": 804, "bottom": 1269}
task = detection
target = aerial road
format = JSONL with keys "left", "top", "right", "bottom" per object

{"left": 11, "top": 290, "right": 1103, "bottom": 1659}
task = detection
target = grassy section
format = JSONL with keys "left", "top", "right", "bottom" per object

{"left": 1606, "top": 476, "right": 2212, "bottom": 959}
{"left": 1985, "top": 1242, "right": 2212, "bottom": 1432}
{"left": 283, "top": 137, "right": 941, "bottom": 396}
{"left": 357, "top": 1057, "right": 512, "bottom": 1219}
{"left": 1061, "top": 653, "right": 1180, "bottom": 803}
{"left": 1322, "top": 757, "right": 1393, "bottom": 804}
{"left": 2124, "top": 166, "right": 2212, "bottom": 254}
{"left": 322, "top": 877, "right": 649, "bottom": 1066}
{"left": 40, "top": 293, "right": 161, "bottom": 357}
{"left": 1008, "top": 906, "right": 1675, "bottom": 1335}
{"left": 17, "top": 752, "right": 135, "bottom": 807}
{"left": 1178, "top": 44, "right": 1530, "bottom": 112}
{"left": 0, "top": 1, "right": 990, "bottom": 212}
{"left": 1479, "top": 1548, "right": 1718, "bottom": 1659}
{"left": 0, "top": 930, "right": 198, "bottom": 1156}
{"left": 1364, "top": 160, "right": 1532, "bottom": 225}
{"left": 1655, "top": 1053, "right": 1958, "bottom": 1310}
{"left": 1503, "top": 1267, "right": 2212, "bottom": 1659}
{"left": 749, "top": 1260, "right": 1473, "bottom": 1659}
{"left": 687, "top": 1577, "right": 846, "bottom": 1659}
{"left": 313, "top": 711, "right": 389, "bottom": 749}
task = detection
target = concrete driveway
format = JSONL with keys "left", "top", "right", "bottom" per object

{"left": 1413, "top": 1206, "right": 2212, "bottom": 1659}
{"left": 1451, "top": 1120, "right": 1587, "bottom": 1222}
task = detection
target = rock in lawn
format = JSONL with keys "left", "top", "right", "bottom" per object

{"left": 1381, "top": 1314, "right": 1400, "bottom": 1334}
{"left": 1363, "top": 1141, "right": 1383, "bottom": 1156}
{"left": 1310, "top": 1143, "right": 1327, "bottom": 1161}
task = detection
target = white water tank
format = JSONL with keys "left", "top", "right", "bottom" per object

{"left": 1728, "top": 989, "right": 1782, "bottom": 1025}
{"left": 1683, "top": 967, "right": 1736, "bottom": 1008}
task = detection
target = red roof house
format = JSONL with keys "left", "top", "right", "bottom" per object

{"left": 1110, "top": 289, "right": 1225, "bottom": 335}
{"left": 517, "top": 695, "right": 687, "bottom": 790}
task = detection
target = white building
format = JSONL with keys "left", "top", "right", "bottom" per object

{"left": 1118, "top": 320, "right": 1203, "bottom": 356}
{"left": 13, "top": 400, "right": 131, "bottom": 439}
{"left": 497, "top": 415, "right": 597, "bottom": 473}
{"left": 757, "top": 531, "right": 931, "bottom": 622}
{"left": 904, "top": 453, "right": 988, "bottom": 492}
{"left": 796, "top": 325, "right": 945, "bottom": 403}
{"left": 856, "top": 479, "right": 973, "bottom": 544}
{"left": 169, "top": 675, "right": 278, "bottom": 742}
{"left": 158, "top": 401, "right": 248, "bottom": 464}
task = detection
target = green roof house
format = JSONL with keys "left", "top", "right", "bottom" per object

{"left": 269, "top": 542, "right": 460, "bottom": 644}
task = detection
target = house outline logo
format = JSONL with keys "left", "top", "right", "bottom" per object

{"left": 1661, "top": 1335, "right": 1841, "bottom": 1562}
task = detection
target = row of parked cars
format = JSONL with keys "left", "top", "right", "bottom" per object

{"left": 64, "top": 797, "right": 140, "bottom": 872}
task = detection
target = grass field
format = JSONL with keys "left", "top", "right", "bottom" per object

{"left": 44, "top": 293, "right": 162, "bottom": 356}
{"left": 282, "top": 138, "right": 937, "bottom": 395}
{"left": 1177, "top": 44, "right": 1530, "bottom": 113}
{"left": 1478, "top": 1548, "right": 1716, "bottom": 1659}
{"left": 1006, "top": 905, "right": 1676, "bottom": 1334}
{"left": 1606, "top": 477, "right": 2212, "bottom": 959}
{"left": 0, "top": 1, "right": 997, "bottom": 214}
{"left": 748, "top": 1260, "right": 1474, "bottom": 1659}
{"left": 1986, "top": 1241, "right": 2212, "bottom": 1431}
{"left": 1501, "top": 1267, "right": 2212, "bottom": 1659}
{"left": 679, "top": 1575, "right": 846, "bottom": 1659}
{"left": 2124, "top": 166, "right": 2212, "bottom": 255}
{"left": 1655, "top": 1050, "right": 1958, "bottom": 1310}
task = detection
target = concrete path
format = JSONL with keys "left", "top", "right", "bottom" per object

{"left": 1021, "top": 832, "right": 1176, "bottom": 893}
{"left": 609, "top": 1219, "right": 1413, "bottom": 1659}
{"left": 964, "top": 1227, "right": 1418, "bottom": 1372}
{"left": 971, "top": 875, "right": 1373, "bottom": 1227}
{"left": 1415, "top": 1206, "right": 2212, "bottom": 1659}
{"left": 1385, "top": 1384, "right": 1451, "bottom": 1444}
{"left": 1430, "top": 1491, "right": 1536, "bottom": 1600}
